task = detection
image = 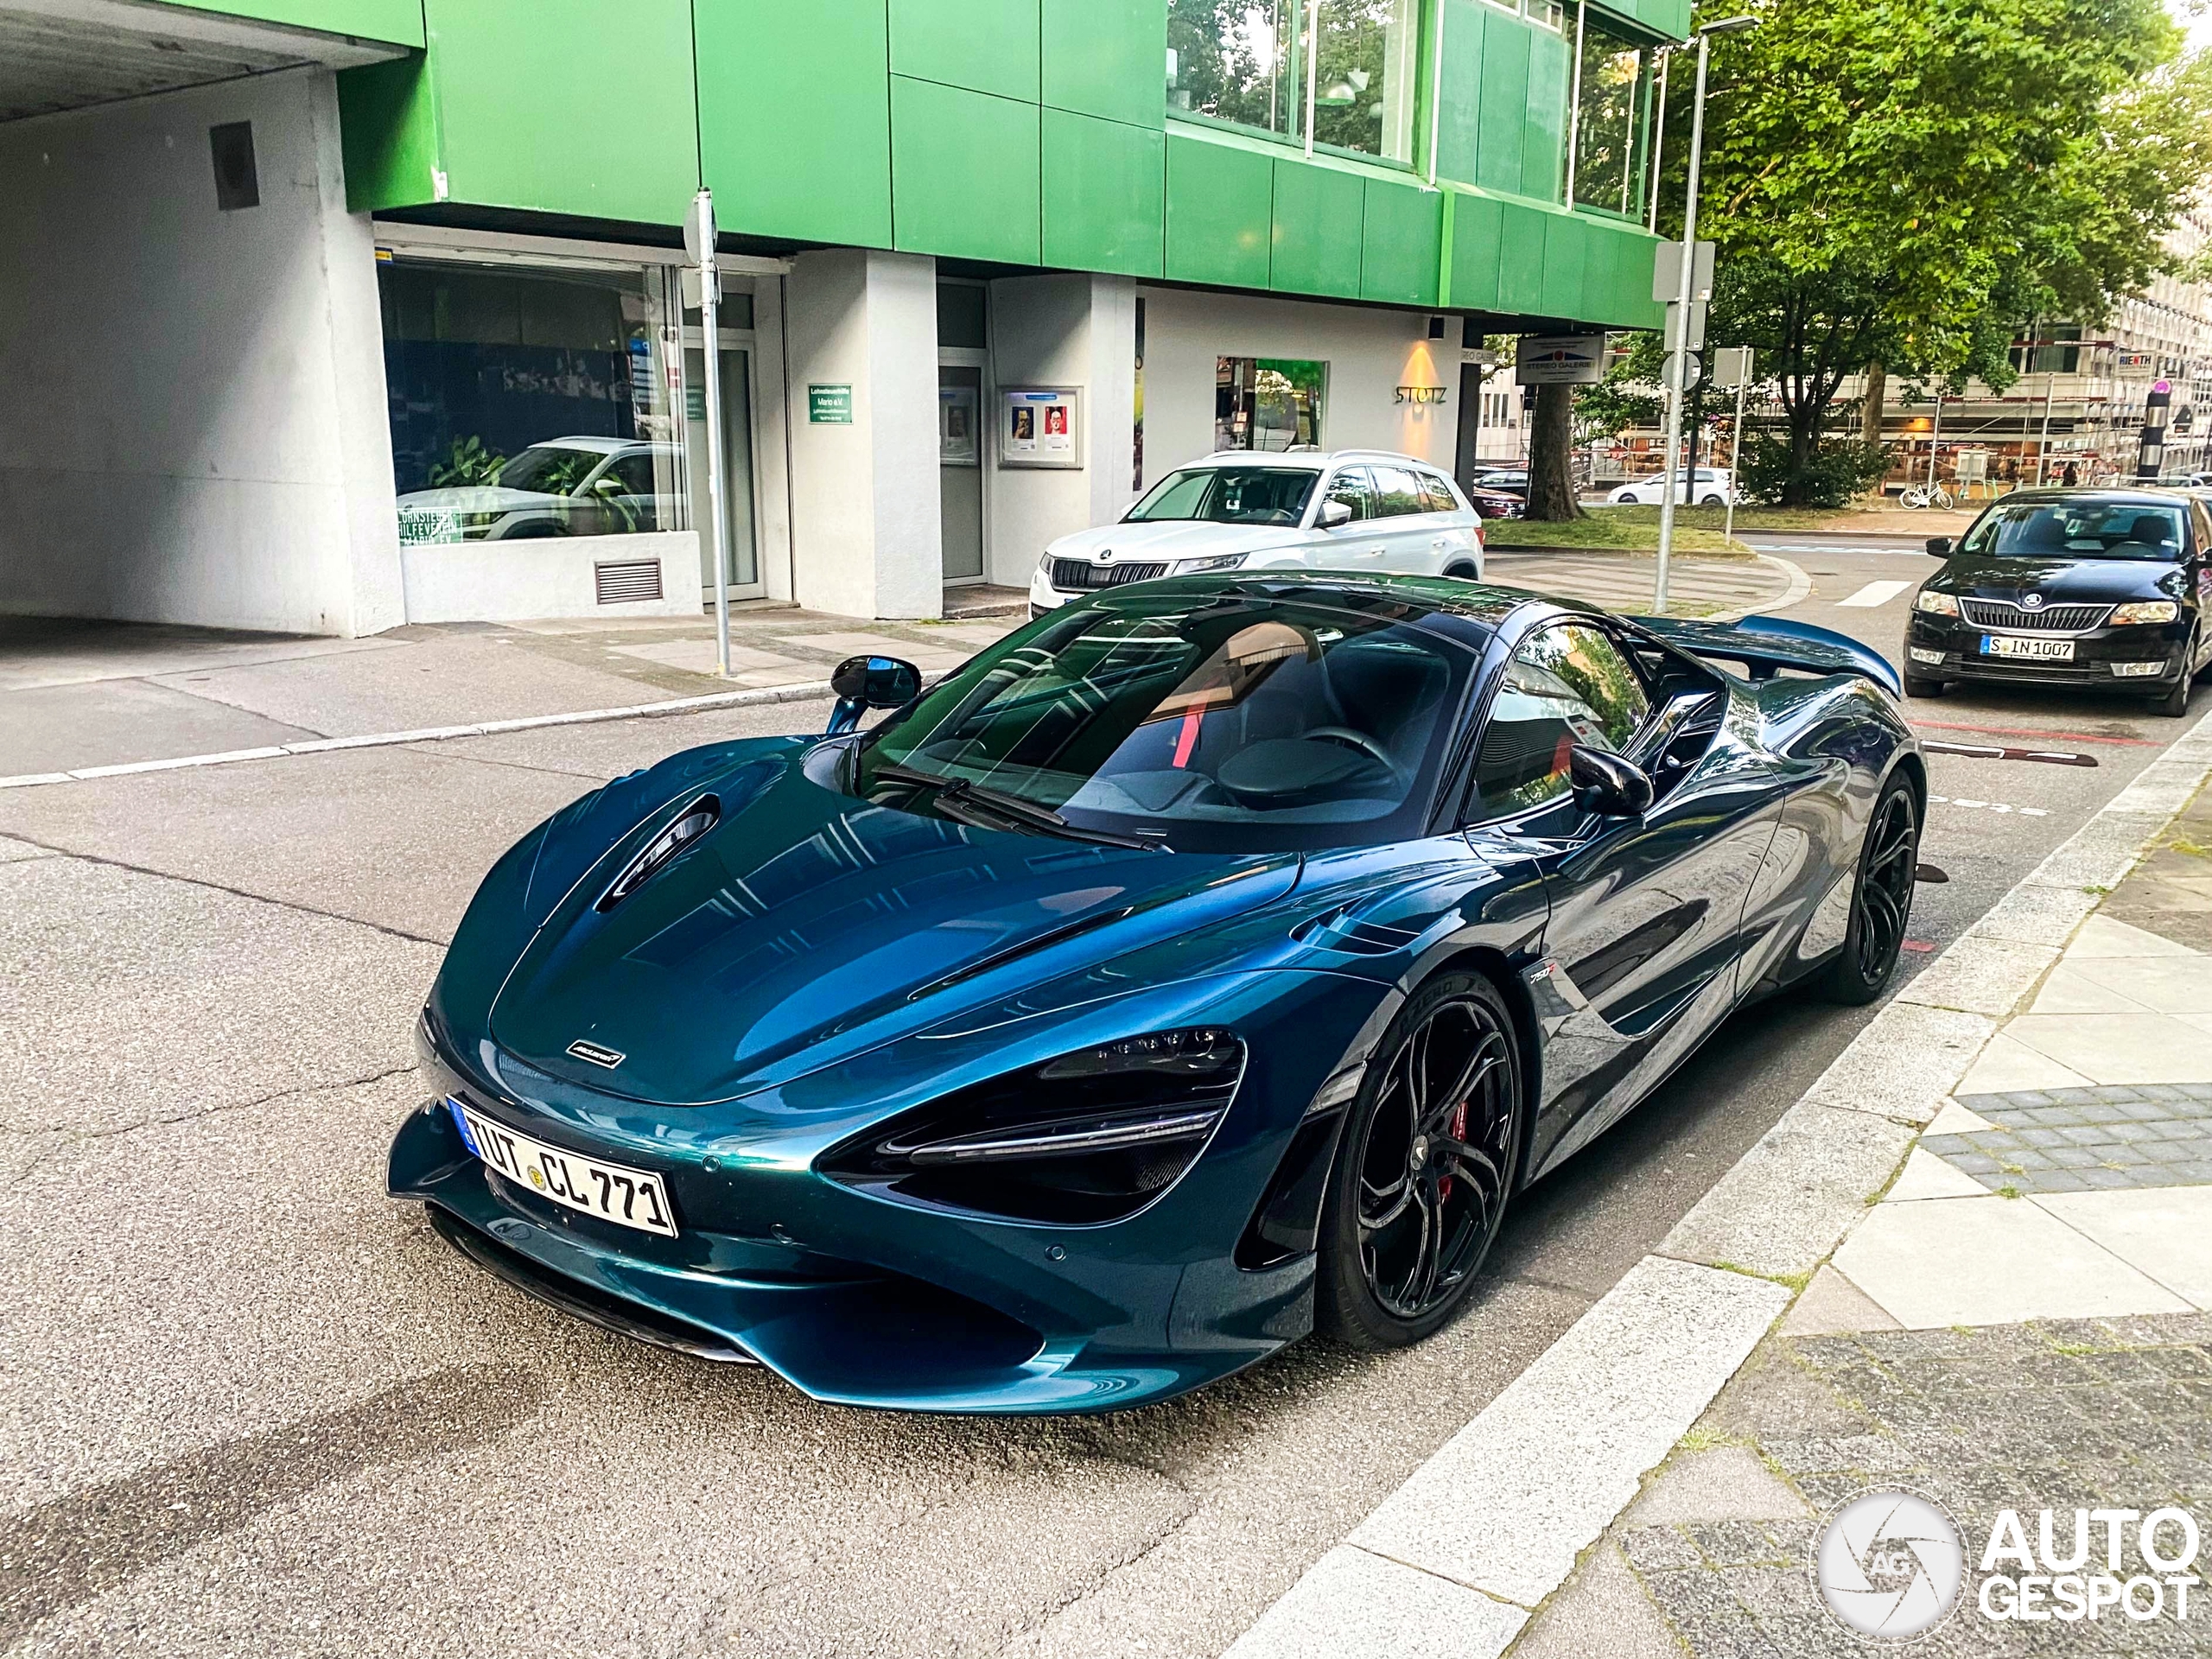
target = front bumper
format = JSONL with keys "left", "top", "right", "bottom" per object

{"left": 391, "top": 969, "right": 1376, "bottom": 1414}
{"left": 1904, "top": 613, "right": 2190, "bottom": 691}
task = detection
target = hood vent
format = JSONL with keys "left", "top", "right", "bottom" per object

{"left": 595, "top": 794, "right": 720, "bottom": 912}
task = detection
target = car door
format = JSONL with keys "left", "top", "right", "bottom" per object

{"left": 1414, "top": 468, "right": 1481, "bottom": 573}
{"left": 1365, "top": 464, "right": 1434, "bottom": 570}
{"left": 1313, "top": 467, "right": 1388, "bottom": 571}
{"left": 1461, "top": 620, "right": 1780, "bottom": 1177}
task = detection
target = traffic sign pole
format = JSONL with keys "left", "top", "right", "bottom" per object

{"left": 1655, "top": 32, "right": 1716, "bottom": 615}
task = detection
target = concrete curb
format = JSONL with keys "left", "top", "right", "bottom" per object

{"left": 1217, "top": 707, "right": 2212, "bottom": 1659}
{"left": 0, "top": 678, "right": 842, "bottom": 791}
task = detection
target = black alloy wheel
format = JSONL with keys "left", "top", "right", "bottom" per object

{"left": 1316, "top": 971, "right": 1522, "bottom": 1350}
{"left": 2153, "top": 631, "right": 2197, "bottom": 717}
{"left": 1819, "top": 776, "right": 1920, "bottom": 1005}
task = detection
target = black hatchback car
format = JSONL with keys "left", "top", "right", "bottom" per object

{"left": 1904, "top": 489, "right": 2212, "bottom": 715}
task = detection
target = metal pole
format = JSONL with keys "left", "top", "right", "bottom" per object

{"left": 1563, "top": 0, "right": 1587, "bottom": 207}
{"left": 2036, "top": 368, "right": 2056, "bottom": 486}
{"left": 1927, "top": 389, "right": 1943, "bottom": 494}
{"left": 1655, "top": 30, "right": 1711, "bottom": 616}
{"left": 692, "top": 189, "right": 732, "bottom": 680}
{"left": 1646, "top": 48, "right": 1669, "bottom": 233}
{"left": 1724, "top": 360, "right": 1749, "bottom": 545}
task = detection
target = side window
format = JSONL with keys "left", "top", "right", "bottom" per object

{"left": 1323, "top": 467, "right": 1376, "bottom": 522}
{"left": 1417, "top": 473, "right": 1460, "bottom": 514}
{"left": 1370, "top": 466, "right": 1426, "bottom": 518}
{"left": 1471, "top": 624, "right": 1653, "bottom": 818}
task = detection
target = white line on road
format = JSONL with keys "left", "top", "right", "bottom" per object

{"left": 1834, "top": 579, "right": 1913, "bottom": 608}
{"left": 1929, "top": 792, "right": 2048, "bottom": 816}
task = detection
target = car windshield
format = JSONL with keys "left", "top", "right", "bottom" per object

{"left": 1123, "top": 467, "right": 1319, "bottom": 526}
{"left": 853, "top": 594, "right": 1475, "bottom": 853}
{"left": 1957, "top": 500, "right": 2187, "bottom": 562}
{"left": 493, "top": 445, "right": 606, "bottom": 496}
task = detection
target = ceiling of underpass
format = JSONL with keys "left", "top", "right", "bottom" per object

{"left": 0, "top": 0, "right": 404, "bottom": 124}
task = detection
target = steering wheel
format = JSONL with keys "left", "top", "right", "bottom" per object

{"left": 1305, "top": 727, "right": 1396, "bottom": 771}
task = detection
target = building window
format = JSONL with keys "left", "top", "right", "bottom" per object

{"left": 1313, "top": 0, "right": 1417, "bottom": 161}
{"left": 1166, "top": 0, "right": 1417, "bottom": 162}
{"left": 1571, "top": 16, "right": 1652, "bottom": 214}
{"left": 381, "top": 259, "right": 689, "bottom": 547}
{"left": 1217, "top": 356, "right": 1326, "bottom": 450}
{"left": 1168, "top": 0, "right": 1303, "bottom": 142}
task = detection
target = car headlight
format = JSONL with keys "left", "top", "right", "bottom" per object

{"left": 819, "top": 1027, "right": 1244, "bottom": 1224}
{"left": 2112, "top": 600, "right": 2180, "bottom": 625}
{"left": 1915, "top": 590, "right": 1960, "bottom": 616}
{"left": 1177, "top": 552, "right": 1249, "bottom": 575}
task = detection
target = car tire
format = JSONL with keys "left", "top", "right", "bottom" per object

{"left": 1902, "top": 672, "right": 1944, "bottom": 697}
{"left": 1315, "top": 970, "right": 1523, "bottom": 1351}
{"left": 1817, "top": 774, "right": 1921, "bottom": 1006}
{"left": 1442, "top": 562, "right": 1479, "bottom": 581}
{"left": 1699, "top": 494, "right": 1725, "bottom": 506}
{"left": 2154, "top": 639, "right": 2196, "bottom": 715}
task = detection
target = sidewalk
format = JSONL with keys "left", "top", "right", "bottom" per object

{"left": 1510, "top": 762, "right": 2212, "bottom": 1656}
{"left": 0, "top": 551, "right": 1800, "bottom": 783}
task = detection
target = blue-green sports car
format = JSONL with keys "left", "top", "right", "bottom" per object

{"left": 391, "top": 573, "right": 1923, "bottom": 1414}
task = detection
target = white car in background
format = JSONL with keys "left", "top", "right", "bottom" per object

{"left": 1028, "top": 449, "right": 1484, "bottom": 615}
{"left": 1606, "top": 467, "right": 1738, "bottom": 506}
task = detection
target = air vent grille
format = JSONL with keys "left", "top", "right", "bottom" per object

{"left": 594, "top": 559, "right": 664, "bottom": 605}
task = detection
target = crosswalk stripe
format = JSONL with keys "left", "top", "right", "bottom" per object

{"left": 1835, "top": 580, "right": 1913, "bottom": 608}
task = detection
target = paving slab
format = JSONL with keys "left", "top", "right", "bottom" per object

{"left": 1623, "top": 1446, "right": 1811, "bottom": 1527}
{"left": 1948, "top": 1029, "right": 2095, "bottom": 1094}
{"left": 2005, "top": 1010, "right": 2212, "bottom": 1084}
{"left": 1884, "top": 1145, "right": 1988, "bottom": 1201}
{"left": 1891, "top": 935, "right": 2056, "bottom": 1018}
{"left": 1797, "top": 1001, "right": 1993, "bottom": 1126}
{"left": 2034, "top": 1185, "right": 2212, "bottom": 1308}
{"left": 0, "top": 747, "right": 591, "bottom": 944}
{"left": 1223, "top": 1547, "right": 1526, "bottom": 1659}
{"left": 1504, "top": 1541, "right": 1683, "bottom": 1659}
{"left": 1830, "top": 1193, "right": 2190, "bottom": 1326}
{"left": 1923, "top": 1099, "right": 1993, "bottom": 1135}
{"left": 602, "top": 638, "right": 805, "bottom": 675}
{"left": 1, "top": 677, "right": 320, "bottom": 775}
{"left": 2026, "top": 961, "right": 2159, "bottom": 1014}
{"left": 2059, "top": 949, "right": 2212, "bottom": 1012}
{"left": 1775, "top": 1265, "right": 1900, "bottom": 1337}
{"left": 0, "top": 617, "right": 398, "bottom": 694}
{"left": 777, "top": 629, "right": 972, "bottom": 671}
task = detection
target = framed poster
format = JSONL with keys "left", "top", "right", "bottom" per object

{"left": 999, "top": 386, "right": 1082, "bottom": 469}
{"left": 939, "top": 385, "right": 979, "bottom": 466}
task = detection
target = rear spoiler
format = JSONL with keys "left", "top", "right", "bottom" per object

{"left": 1630, "top": 613, "right": 1903, "bottom": 697}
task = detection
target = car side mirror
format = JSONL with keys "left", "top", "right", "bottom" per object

{"left": 594, "top": 476, "right": 623, "bottom": 493}
{"left": 1569, "top": 745, "right": 1654, "bottom": 818}
{"left": 827, "top": 655, "right": 922, "bottom": 735}
{"left": 1926, "top": 537, "right": 1953, "bottom": 556}
{"left": 1318, "top": 499, "right": 1353, "bottom": 529}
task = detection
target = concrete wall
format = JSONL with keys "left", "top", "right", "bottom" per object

{"left": 0, "top": 67, "right": 404, "bottom": 637}
{"left": 782, "top": 248, "right": 942, "bottom": 620}
{"left": 983, "top": 273, "right": 1139, "bottom": 588}
{"left": 401, "top": 530, "right": 703, "bottom": 623}
{"left": 1134, "top": 288, "right": 1457, "bottom": 490}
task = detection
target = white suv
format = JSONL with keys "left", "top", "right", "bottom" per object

{"left": 1027, "top": 450, "right": 1484, "bottom": 614}
{"left": 1607, "top": 467, "right": 1736, "bottom": 506}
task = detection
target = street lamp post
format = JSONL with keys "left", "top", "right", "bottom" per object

{"left": 1654, "top": 15, "right": 1756, "bottom": 616}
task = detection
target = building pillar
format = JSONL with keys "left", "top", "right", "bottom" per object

{"left": 783, "top": 248, "right": 942, "bottom": 620}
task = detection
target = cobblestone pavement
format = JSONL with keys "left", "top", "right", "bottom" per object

{"left": 1926, "top": 1085, "right": 2212, "bottom": 1196}
{"left": 1618, "top": 1314, "right": 2212, "bottom": 1657}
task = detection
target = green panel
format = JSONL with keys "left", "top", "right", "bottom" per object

{"left": 1433, "top": 0, "right": 1484, "bottom": 188}
{"left": 1043, "top": 0, "right": 1165, "bottom": 128}
{"left": 1043, "top": 110, "right": 1164, "bottom": 276}
{"left": 181, "top": 0, "right": 423, "bottom": 46}
{"left": 890, "top": 0, "right": 1039, "bottom": 104}
{"left": 892, "top": 77, "right": 1041, "bottom": 264}
{"left": 1270, "top": 158, "right": 1363, "bottom": 298}
{"left": 1541, "top": 209, "right": 1588, "bottom": 320}
{"left": 337, "top": 53, "right": 437, "bottom": 212}
{"left": 1165, "top": 130, "right": 1274, "bottom": 288}
{"left": 425, "top": 0, "right": 695, "bottom": 224}
{"left": 1446, "top": 190, "right": 1503, "bottom": 311}
{"left": 1522, "top": 24, "right": 1568, "bottom": 203}
{"left": 700, "top": 0, "right": 889, "bottom": 246}
{"left": 1473, "top": 18, "right": 1528, "bottom": 197}
{"left": 1360, "top": 177, "right": 1441, "bottom": 306}
{"left": 1497, "top": 200, "right": 1547, "bottom": 313}
{"left": 1606, "top": 225, "right": 1666, "bottom": 327}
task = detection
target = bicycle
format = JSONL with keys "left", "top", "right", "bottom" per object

{"left": 1899, "top": 482, "right": 1955, "bottom": 510}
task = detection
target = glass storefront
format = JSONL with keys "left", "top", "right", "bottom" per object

{"left": 380, "top": 259, "right": 690, "bottom": 547}
{"left": 1216, "top": 356, "right": 1327, "bottom": 450}
{"left": 1166, "top": 0, "right": 1416, "bottom": 162}
{"left": 1571, "top": 16, "right": 1653, "bottom": 215}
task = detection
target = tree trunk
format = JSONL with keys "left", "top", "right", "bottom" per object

{"left": 1525, "top": 382, "right": 1580, "bottom": 520}
{"left": 1860, "top": 359, "right": 1885, "bottom": 447}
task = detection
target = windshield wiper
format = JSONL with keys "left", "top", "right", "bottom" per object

{"left": 868, "top": 761, "right": 1166, "bottom": 851}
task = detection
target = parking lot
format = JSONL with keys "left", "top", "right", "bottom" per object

{"left": 1, "top": 543, "right": 2200, "bottom": 1656}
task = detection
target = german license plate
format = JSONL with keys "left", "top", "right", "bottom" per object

{"left": 448, "top": 1098, "right": 677, "bottom": 1236}
{"left": 1981, "top": 634, "right": 2074, "bottom": 661}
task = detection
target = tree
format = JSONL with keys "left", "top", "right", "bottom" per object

{"left": 1677, "top": 0, "right": 2212, "bottom": 504}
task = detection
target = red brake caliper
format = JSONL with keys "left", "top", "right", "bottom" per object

{"left": 1440, "top": 1098, "right": 1467, "bottom": 1202}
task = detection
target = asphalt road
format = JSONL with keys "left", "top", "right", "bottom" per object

{"left": 0, "top": 549, "right": 2198, "bottom": 1659}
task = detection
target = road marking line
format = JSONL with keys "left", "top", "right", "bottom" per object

{"left": 1834, "top": 579, "right": 1913, "bottom": 608}
{"left": 1929, "top": 792, "right": 2048, "bottom": 816}
{"left": 0, "top": 679, "right": 841, "bottom": 791}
